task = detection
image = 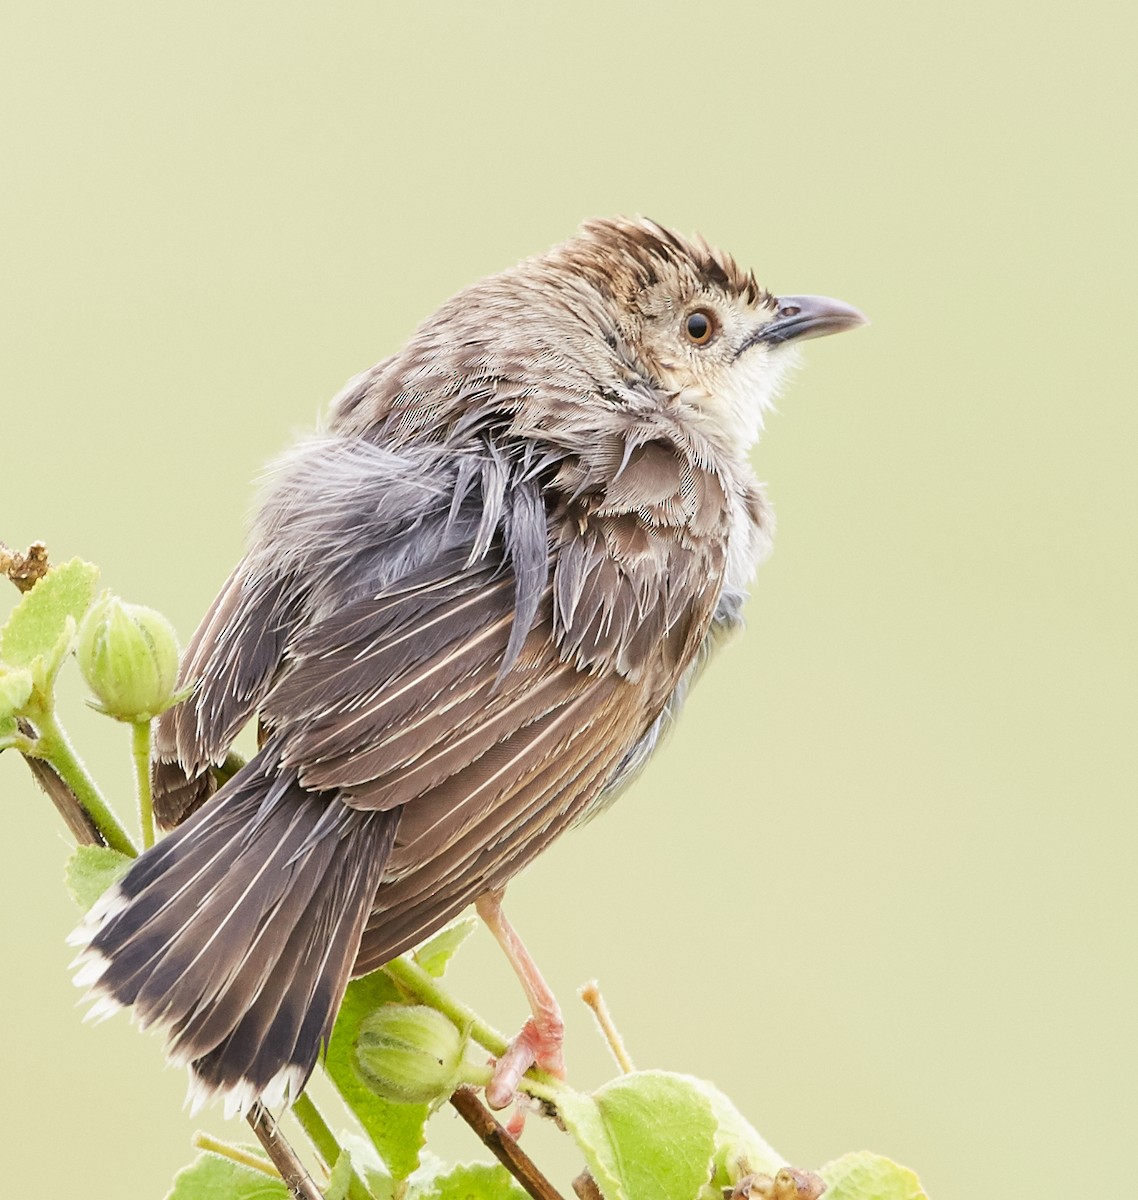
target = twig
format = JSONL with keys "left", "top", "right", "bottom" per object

{"left": 449, "top": 1086, "right": 566, "bottom": 1200}
{"left": 579, "top": 981, "right": 634, "bottom": 1074}
{"left": 247, "top": 1103, "right": 324, "bottom": 1200}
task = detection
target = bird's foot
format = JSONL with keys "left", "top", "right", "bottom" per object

{"left": 485, "top": 1012, "right": 566, "bottom": 1111}
{"left": 476, "top": 886, "right": 567, "bottom": 1116}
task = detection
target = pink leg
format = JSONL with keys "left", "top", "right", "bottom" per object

{"left": 476, "top": 888, "right": 566, "bottom": 1110}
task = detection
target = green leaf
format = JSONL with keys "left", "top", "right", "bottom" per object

{"left": 413, "top": 916, "right": 477, "bottom": 978}
{"left": 326, "top": 969, "right": 430, "bottom": 1182}
{"left": 0, "top": 557, "right": 99, "bottom": 671}
{"left": 555, "top": 1070, "right": 719, "bottom": 1200}
{"left": 65, "top": 844, "right": 133, "bottom": 910}
{"left": 0, "top": 665, "right": 34, "bottom": 719}
{"left": 411, "top": 1162, "right": 529, "bottom": 1200}
{"left": 819, "top": 1151, "right": 928, "bottom": 1200}
{"left": 325, "top": 1150, "right": 355, "bottom": 1200}
{"left": 0, "top": 666, "right": 34, "bottom": 744}
{"left": 165, "top": 1151, "right": 289, "bottom": 1200}
{"left": 685, "top": 1077, "right": 784, "bottom": 1188}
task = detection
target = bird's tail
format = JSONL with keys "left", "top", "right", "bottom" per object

{"left": 70, "top": 748, "right": 396, "bottom": 1115}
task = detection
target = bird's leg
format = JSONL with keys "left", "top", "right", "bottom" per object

{"left": 476, "top": 888, "right": 566, "bottom": 1111}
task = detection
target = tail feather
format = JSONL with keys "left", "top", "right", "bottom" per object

{"left": 71, "top": 748, "right": 396, "bottom": 1112}
{"left": 190, "top": 836, "right": 379, "bottom": 1105}
{"left": 162, "top": 811, "right": 339, "bottom": 1055}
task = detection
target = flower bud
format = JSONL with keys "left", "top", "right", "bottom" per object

{"left": 355, "top": 1004, "right": 466, "bottom": 1105}
{"left": 77, "top": 593, "right": 181, "bottom": 722}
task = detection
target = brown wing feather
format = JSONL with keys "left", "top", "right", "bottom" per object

{"left": 152, "top": 566, "right": 299, "bottom": 828}
{"left": 248, "top": 507, "right": 721, "bottom": 968}
{"left": 154, "top": 405, "right": 734, "bottom": 974}
{"left": 353, "top": 678, "right": 639, "bottom": 972}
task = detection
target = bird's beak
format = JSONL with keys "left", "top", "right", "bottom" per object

{"left": 756, "top": 294, "right": 868, "bottom": 345}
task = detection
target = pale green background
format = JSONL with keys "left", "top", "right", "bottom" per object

{"left": 1, "top": 4, "right": 1134, "bottom": 1198}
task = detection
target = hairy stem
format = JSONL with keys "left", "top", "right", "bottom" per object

{"left": 131, "top": 718, "right": 155, "bottom": 848}
{"left": 579, "top": 981, "right": 634, "bottom": 1074}
{"left": 192, "top": 1132, "right": 280, "bottom": 1178}
{"left": 384, "top": 955, "right": 509, "bottom": 1058}
{"left": 384, "top": 954, "right": 564, "bottom": 1100}
{"left": 292, "top": 1092, "right": 373, "bottom": 1200}
{"left": 20, "top": 743, "right": 103, "bottom": 845}
{"left": 31, "top": 712, "right": 137, "bottom": 857}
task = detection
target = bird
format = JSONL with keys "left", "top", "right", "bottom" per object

{"left": 70, "top": 216, "right": 866, "bottom": 1117}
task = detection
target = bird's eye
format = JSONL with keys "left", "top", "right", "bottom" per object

{"left": 684, "top": 309, "right": 717, "bottom": 346}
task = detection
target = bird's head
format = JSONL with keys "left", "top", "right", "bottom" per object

{"left": 331, "top": 217, "right": 864, "bottom": 454}
{"left": 541, "top": 216, "right": 867, "bottom": 448}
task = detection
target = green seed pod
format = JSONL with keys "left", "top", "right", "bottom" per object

{"left": 77, "top": 593, "right": 181, "bottom": 722}
{"left": 355, "top": 1004, "right": 466, "bottom": 1105}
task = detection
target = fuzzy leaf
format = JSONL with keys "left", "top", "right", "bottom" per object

{"left": 338, "top": 1135, "right": 396, "bottom": 1200}
{"left": 65, "top": 844, "right": 133, "bottom": 910}
{"left": 165, "top": 1151, "right": 289, "bottom": 1200}
{"left": 0, "top": 557, "right": 99, "bottom": 671}
{"left": 325, "top": 1150, "right": 355, "bottom": 1200}
{"left": 686, "top": 1076, "right": 785, "bottom": 1188}
{"left": 0, "top": 665, "right": 34, "bottom": 719}
{"left": 556, "top": 1070, "right": 719, "bottom": 1200}
{"left": 819, "top": 1150, "right": 928, "bottom": 1200}
{"left": 413, "top": 916, "right": 477, "bottom": 978}
{"left": 412, "top": 1162, "right": 529, "bottom": 1200}
{"left": 327, "top": 969, "right": 429, "bottom": 1182}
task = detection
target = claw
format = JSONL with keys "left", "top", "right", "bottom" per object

{"left": 486, "top": 1014, "right": 567, "bottom": 1110}
{"left": 504, "top": 1105, "right": 527, "bottom": 1140}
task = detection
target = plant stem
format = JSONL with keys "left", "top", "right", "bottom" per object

{"left": 215, "top": 749, "right": 247, "bottom": 786}
{"left": 131, "top": 719, "right": 155, "bottom": 848}
{"left": 384, "top": 955, "right": 566, "bottom": 1104}
{"left": 383, "top": 955, "right": 564, "bottom": 1099}
{"left": 32, "top": 712, "right": 137, "bottom": 857}
{"left": 192, "top": 1132, "right": 280, "bottom": 1178}
{"left": 20, "top": 748, "right": 104, "bottom": 846}
{"left": 292, "top": 1091, "right": 374, "bottom": 1200}
{"left": 384, "top": 955, "right": 509, "bottom": 1057}
{"left": 579, "top": 981, "right": 634, "bottom": 1074}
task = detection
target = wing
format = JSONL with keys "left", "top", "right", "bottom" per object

{"left": 257, "top": 493, "right": 724, "bottom": 971}
{"left": 152, "top": 437, "right": 476, "bottom": 828}
{"left": 152, "top": 565, "right": 300, "bottom": 827}
{"left": 155, "top": 426, "right": 733, "bottom": 967}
